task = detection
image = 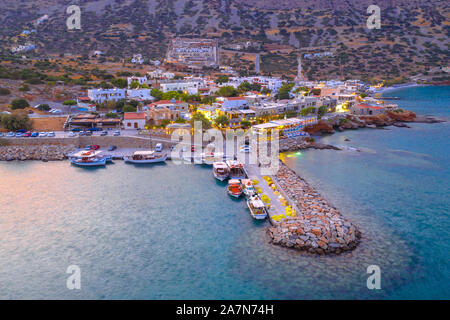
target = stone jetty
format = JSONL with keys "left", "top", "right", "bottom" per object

{"left": 267, "top": 163, "right": 361, "bottom": 254}
{"left": 0, "top": 145, "right": 75, "bottom": 161}
{"left": 279, "top": 137, "right": 341, "bottom": 153}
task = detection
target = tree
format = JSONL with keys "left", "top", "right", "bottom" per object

{"left": 300, "top": 107, "right": 315, "bottom": 116}
{"left": 318, "top": 105, "right": 328, "bottom": 117}
{"left": 241, "top": 120, "right": 251, "bottom": 129}
{"left": 151, "top": 88, "right": 163, "bottom": 101}
{"left": 11, "top": 98, "right": 29, "bottom": 110}
{"left": 174, "top": 117, "right": 187, "bottom": 123}
{"left": 129, "top": 81, "right": 140, "bottom": 89}
{"left": 215, "top": 75, "right": 229, "bottom": 84}
{"left": 261, "top": 88, "right": 271, "bottom": 95}
{"left": 37, "top": 104, "right": 51, "bottom": 111}
{"left": 111, "top": 78, "right": 127, "bottom": 88}
{"left": 277, "top": 83, "right": 294, "bottom": 100}
{"left": 190, "top": 112, "right": 212, "bottom": 130}
{"left": 122, "top": 105, "right": 137, "bottom": 113}
{"left": 105, "top": 112, "right": 119, "bottom": 118}
{"left": 217, "top": 86, "right": 238, "bottom": 97}
{"left": 214, "top": 115, "right": 229, "bottom": 127}
{"left": 160, "top": 119, "right": 171, "bottom": 127}
{"left": 0, "top": 87, "right": 11, "bottom": 95}
{"left": 18, "top": 85, "right": 30, "bottom": 92}
{"left": 63, "top": 99, "right": 77, "bottom": 106}
{"left": 1, "top": 111, "right": 32, "bottom": 131}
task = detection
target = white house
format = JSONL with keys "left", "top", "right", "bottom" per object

{"left": 123, "top": 112, "right": 147, "bottom": 129}
{"left": 218, "top": 97, "right": 248, "bottom": 110}
{"left": 87, "top": 89, "right": 126, "bottom": 103}
{"left": 131, "top": 54, "right": 144, "bottom": 64}
{"left": 160, "top": 81, "right": 201, "bottom": 95}
{"left": 148, "top": 70, "right": 175, "bottom": 79}
{"left": 126, "top": 89, "right": 154, "bottom": 101}
{"left": 127, "top": 76, "right": 148, "bottom": 88}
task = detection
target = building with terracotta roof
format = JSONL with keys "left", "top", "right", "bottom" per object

{"left": 123, "top": 112, "right": 147, "bottom": 129}
{"left": 350, "top": 103, "right": 385, "bottom": 115}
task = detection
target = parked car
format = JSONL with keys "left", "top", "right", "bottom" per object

{"left": 155, "top": 143, "right": 163, "bottom": 152}
{"left": 113, "top": 130, "right": 120, "bottom": 136}
{"left": 100, "top": 131, "right": 108, "bottom": 136}
{"left": 39, "top": 132, "right": 47, "bottom": 137}
{"left": 7, "top": 132, "right": 15, "bottom": 137}
{"left": 71, "top": 128, "right": 81, "bottom": 132}
{"left": 15, "top": 133, "right": 23, "bottom": 137}
{"left": 0, "top": 132, "right": 3, "bottom": 137}
{"left": 107, "top": 145, "right": 117, "bottom": 151}
{"left": 91, "top": 145, "right": 100, "bottom": 150}
{"left": 48, "top": 132, "right": 55, "bottom": 137}
{"left": 88, "top": 127, "right": 101, "bottom": 132}
{"left": 31, "top": 132, "right": 39, "bottom": 137}
{"left": 23, "top": 131, "right": 32, "bottom": 137}
{"left": 68, "top": 132, "right": 76, "bottom": 137}
{"left": 16, "top": 129, "right": 27, "bottom": 133}
{"left": 84, "top": 145, "right": 91, "bottom": 150}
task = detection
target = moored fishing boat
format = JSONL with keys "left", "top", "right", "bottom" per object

{"left": 226, "top": 160, "right": 246, "bottom": 180}
{"left": 241, "top": 179, "right": 256, "bottom": 197}
{"left": 70, "top": 150, "right": 107, "bottom": 167}
{"left": 246, "top": 194, "right": 268, "bottom": 220}
{"left": 213, "top": 161, "right": 229, "bottom": 181}
{"left": 124, "top": 151, "right": 167, "bottom": 164}
{"left": 227, "top": 179, "right": 243, "bottom": 198}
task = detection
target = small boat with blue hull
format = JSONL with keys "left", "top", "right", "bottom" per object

{"left": 241, "top": 179, "right": 256, "bottom": 197}
{"left": 70, "top": 150, "right": 107, "bottom": 167}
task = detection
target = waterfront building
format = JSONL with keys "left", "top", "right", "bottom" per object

{"left": 350, "top": 103, "right": 385, "bottom": 115}
{"left": 68, "top": 114, "right": 121, "bottom": 130}
{"left": 123, "top": 112, "right": 147, "bottom": 129}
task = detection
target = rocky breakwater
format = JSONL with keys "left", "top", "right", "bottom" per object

{"left": 0, "top": 145, "right": 75, "bottom": 161}
{"left": 267, "top": 163, "right": 361, "bottom": 254}
{"left": 279, "top": 136, "right": 341, "bottom": 152}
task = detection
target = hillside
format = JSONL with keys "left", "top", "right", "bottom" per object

{"left": 0, "top": 0, "right": 448, "bottom": 81}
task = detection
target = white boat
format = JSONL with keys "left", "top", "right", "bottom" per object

{"left": 213, "top": 162, "right": 229, "bottom": 181}
{"left": 226, "top": 160, "right": 246, "bottom": 180}
{"left": 227, "top": 179, "right": 243, "bottom": 198}
{"left": 70, "top": 150, "right": 107, "bottom": 167}
{"left": 124, "top": 151, "right": 167, "bottom": 164}
{"left": 246, "top": 195, "right": 268, "bottom": 220}
{"left": 241, "top": 179, "right": 256, "bottom": 197}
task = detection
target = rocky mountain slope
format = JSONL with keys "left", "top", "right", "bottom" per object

{"left": 0, "top": 0, "right": 448, "bottom": 81}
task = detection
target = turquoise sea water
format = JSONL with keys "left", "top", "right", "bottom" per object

{"left": 0, "top": 86, "right": 448, "bottom": 299}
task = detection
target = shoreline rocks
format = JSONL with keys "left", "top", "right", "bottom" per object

{"left": 0, "top": 145, "right": 75, "bottom": 161}
{"left": 305, "top": 110, "right": 445, "bottom": 136}
{"left": 279, "top": 137, "right": 341, "bottom": 152}
{"left": 267, "top": 163, "right": 361, "bottom": 254}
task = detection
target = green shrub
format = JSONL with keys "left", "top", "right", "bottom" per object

{"left": 11, "top": 98, "right": 30, "bottom": 110}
